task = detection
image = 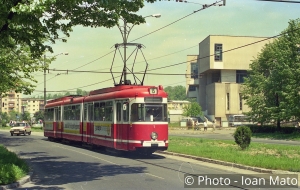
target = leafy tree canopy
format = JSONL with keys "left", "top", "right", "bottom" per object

{"left": 34, "top": 110, "right": 44, "bottom": 121}
{"left": 242, "top": 18, "right": 300, "bottom": 128}
{"left": 182, "top": 102, "right": 203, "bottom": 118}
{"left": 164, "top": 85, "right": 196, "bottom": 102}
{"left": 0, "top": 0, "right": 157, "bottom": 96}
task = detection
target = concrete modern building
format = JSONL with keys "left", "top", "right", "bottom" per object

{"left": 186, "top": 35, "right": 274, "bottom": 127}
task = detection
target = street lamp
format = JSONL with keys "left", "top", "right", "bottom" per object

{"left": 117, "top": 14, "right": 161, "bottom": 85}
{"left": 43, "top": 53, "right": 68, "bottom": 108}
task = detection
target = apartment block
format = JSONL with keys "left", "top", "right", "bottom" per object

{"left": 186, "top": 35, "right": 274, "bottom": 127}
{"left": 1, "top": 92, "right": 44, "bottom": 116}
{"left": 21, "top": 98, "right": 45, "bottom": 115}
{"left": 1, "top": 91, "right": 22, "bottom": 113}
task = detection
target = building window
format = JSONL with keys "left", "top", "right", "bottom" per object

{"left": 215, "top": 44, "right": 223, "bottom": 61}
{"left": 211, "top": 70, "right": 221, "bottom": 83}
{"left": 236, "top": 70, "right": 248, "bottom": 83}
{"left": 191, "top": 63, "right": 198, "bottom": 79}
{"left": 189, "top": 85, "right": 196, "bottom": 91}
{"left": 239, "top": 93, "right": 242, "bottom": 110}
{"left": 226, "top": 93, "right": 230, "bottom": 110}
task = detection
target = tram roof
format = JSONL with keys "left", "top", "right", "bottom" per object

{"left": 89, "top": 85, "right": 160, "bottom": 96}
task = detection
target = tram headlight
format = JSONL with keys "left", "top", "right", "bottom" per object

{"left": 151, "top": 132, "right": 158, "bottom": 140}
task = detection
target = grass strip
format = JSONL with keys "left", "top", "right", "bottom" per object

{"left": 168, "top": 136, "right": 300, "bottom": 172}
{"left": 252, "top": 132, "right": 300, "bottom": 141}
{"left": 0, "top": 145, "right": 29, "bottom": 185}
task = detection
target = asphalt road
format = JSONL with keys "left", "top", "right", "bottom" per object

{"left": 0, "top": 130, "right": 299, "bottom": 190}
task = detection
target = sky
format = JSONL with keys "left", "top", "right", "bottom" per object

{"left": 28, "top": 0, "right": 300, "bottom": 97}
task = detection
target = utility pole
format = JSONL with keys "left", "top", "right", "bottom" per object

{"left": 123, "top": 19, "right": 127, "bottom": 84}
{"left": 43, "top": 53, "right": 68, "bottom": 109}
{"left": 44, "top": 54, "right": 46, "bottom": 109}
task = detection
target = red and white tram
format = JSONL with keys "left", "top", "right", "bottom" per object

{"left": 44, "top": 85, "right": 168, "bottom": 154}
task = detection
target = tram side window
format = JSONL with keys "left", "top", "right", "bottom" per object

{"left": 100, "top": 102, "right": 105, "bottom": 121}
{"left": 105, "top": 101, "right": 113, "bottom": 121}
{"left": 117, "top": 103, "right": 121, "bottom": 122}
{"left": 94, "top": 103, "right": 100, "bottom": 121}
{"left": 88, "top": 104, "right": 93, "bottom": 121}
{"left": 123, "top": 103, "right": 129, "bottom": 122}
{"left": 45, "top": 108, "right": 54, "bottom": 121}
{"left": 63, "top": 106, "right": 72, "bottom": 120}
{"left": 74, "top": 105, "right": 80, "bottom": 120}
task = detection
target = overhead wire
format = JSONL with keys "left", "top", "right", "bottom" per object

{"left": 129, "top": 0, "right": 224, "bottom": 43}
{"left": 34, "top": 0, "right": 296, "bottom": 94}
{"left": 34, "top": 0, "right": 217, "bottom": 89}
{"left": 256, "top": 0, "right": 300, "bottom": 3}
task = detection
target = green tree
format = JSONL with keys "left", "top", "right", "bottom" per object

{"left": 34, "top": 110, "right": 44, "bottom": 122}
{"left": 0, "top": 0, "right": 156, "bottom": 96}
{"left": 242, "top": 19, "right": 300, "bottom": 129}
{"left": 182, "top": 102, "right": 203, "bottom": 117}
{"left": 0, "top": 112, "right": 9, "bottom": 126}
{"left": 165, "top": 85, "right": 196, "bottom": 102}
{"left": 21, "top": 111, "right": 31, "bottom": 122}
{"left": 8, "top": 110, "right": 19, "bottom": 121}
{"left": 76, "top": 89, "right": 89, "bottom": 96}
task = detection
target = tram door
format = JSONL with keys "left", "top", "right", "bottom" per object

{"left": 116, "top": 101, "right": 129, "bottom": 150}
{"left": 83, "top": 103, "right": 93, "bottom": 144}
{"left": 54, "top": 107, "right": 62, "bottom": 138}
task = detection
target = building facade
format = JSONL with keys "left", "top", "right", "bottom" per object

{"left": 186, "top": 35, "right": 274, "bottom": 127}
{"left": 21, "top": 98, "right": 44, "bottom": 115}
{"left": 1, "top": 93, "right": 44, "bottom": 116}
{"left": 167, "top": 100, "right": 190, "bottom": 122}
{"left": 1, "top": 91, "right": 22, "bottom": 113}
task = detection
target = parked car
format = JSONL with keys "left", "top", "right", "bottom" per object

{"left": 10, "top": 122, "right": 32, "bottom": 136}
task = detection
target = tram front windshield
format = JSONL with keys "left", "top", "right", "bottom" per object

{"left": 131, "top": 103, "right": 167, "bottom": 122}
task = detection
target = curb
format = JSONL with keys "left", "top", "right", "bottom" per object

{"left": 157, "top": 151, "right": 274, "bottom": 174}
{"left": 0, "top": 172, "right": 33, "bottom": 190}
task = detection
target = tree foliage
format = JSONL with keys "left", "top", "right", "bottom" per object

{"left": 165, "top": 85, "right": 195, "bottom": 102}
{"left": 34, "top": 110, "right": 44, "bottom": 122}
{"left": 182, "top": 102, "right": 203, "bottom": 117}
{"left": 242, "top": 19, "right": 300, "bottom": 129}
{"left": 0, "top": 0, "right": 157, "bottom": 96}
{"left": 33, "top": 88, "right": 88, "bottom": 100}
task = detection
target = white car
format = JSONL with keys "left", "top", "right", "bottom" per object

{"left": 10, "top": 122, "right": 32, "bottom": 136}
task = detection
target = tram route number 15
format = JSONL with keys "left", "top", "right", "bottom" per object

{"left": 149, "top": 88, "right": 158, "bottom": 95}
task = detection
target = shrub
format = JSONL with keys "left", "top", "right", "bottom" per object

{"left": 0, "top": 145, "right": 29, "bottom": 185}
{"left": 233, "top": 126, "right": 252, "bottom": 150}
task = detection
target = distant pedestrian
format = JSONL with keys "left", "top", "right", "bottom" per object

{"left": 212, "top": 119, "right": 216, "bottom": 131}
{"left": 195, "top": 120, "right": 200, "bottom": 130}
{"left": 204, "top": 121, "right": 207, "bottom": 131}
